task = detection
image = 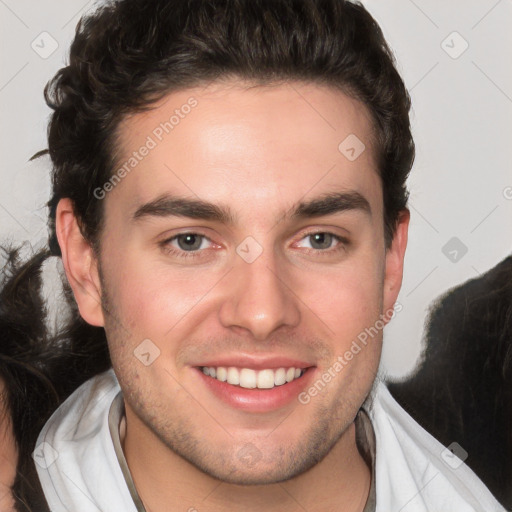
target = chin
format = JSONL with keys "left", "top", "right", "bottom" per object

{"left": 175, "top": 429, "right": 338, "bottom": 486}
{"left": 195, "top": 456, "right": 318, "bottom": 486}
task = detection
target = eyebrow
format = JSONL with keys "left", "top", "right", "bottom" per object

{"left": 133, "top": 196, "right": 234, "bottom": 223}
{"left": 132, "top": 191, "right": 371, "bottom": 224}
{"left": 291, "top": 191, "right": 371, "bottom": 219}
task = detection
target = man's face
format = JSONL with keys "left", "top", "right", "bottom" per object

{"left": 92, "top": 80, "right": 406, "bottom": 483}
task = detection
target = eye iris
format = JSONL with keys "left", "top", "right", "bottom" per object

{"left": 177, "top": 234, "right": 202, "bottom": 251}
{"left": 310, "top": 233, "right": 333, "bottom": 250}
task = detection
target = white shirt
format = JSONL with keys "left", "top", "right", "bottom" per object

{"left": 34, "top": 369, "right": 505, "bottom": 512}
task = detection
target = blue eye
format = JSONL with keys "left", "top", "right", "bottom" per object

{"left": 160, "top": 233, "right": 213, "bottom": 258}
{"left": 296, "top": 232, "right": 342, "bottom": 250}
{"left": 308, "top": 233, "right": 336, "bottom": 250}
{"left": 173, "top": 233, "right": 207, "bottom": 251}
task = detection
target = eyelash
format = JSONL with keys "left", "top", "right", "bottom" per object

{"left": 160, "top": 232, "right": 213, "bottom": 259}
{"left": 160, "top": 231, "right": 349, "bottom": 259}
{"left": 294, "top": 231, "right": 349, "bottom": 254}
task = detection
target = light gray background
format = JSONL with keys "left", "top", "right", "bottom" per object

{"left": 1, "top": 0, "right": 511, "bottom": 378}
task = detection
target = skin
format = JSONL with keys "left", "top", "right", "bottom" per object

{"left": 57, "top": 80, "right": 409, "bottom": 511}
{"left": 0, "top": 379, "right": 17, "bottom": 511}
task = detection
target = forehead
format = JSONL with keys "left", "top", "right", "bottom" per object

{"left": 111, "top": 80, "right": 382, "bottom": 222}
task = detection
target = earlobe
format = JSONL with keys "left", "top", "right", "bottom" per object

{"left": 382, "top": 209, "right": 410, "bottom": 319}
{"left": 56, "top": 198, "right": 105, "bottom": 327}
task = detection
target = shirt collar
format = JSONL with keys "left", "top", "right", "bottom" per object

{"left": 108, "top": 393, "right": 146, "bottom": 512}
{"left": 109, "top": 392, "right": 376, "bottom": 512}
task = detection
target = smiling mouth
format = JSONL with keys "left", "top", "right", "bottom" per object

{"left": 198, "top": 366, "right": 308, "bottom": 390}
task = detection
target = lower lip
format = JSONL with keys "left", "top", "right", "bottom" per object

{"left": 194, "top": 367, "right": 315, "bottom": 413}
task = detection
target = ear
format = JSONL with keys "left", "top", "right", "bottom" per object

{"left": 382, "top": 209, "right": 409, "bottom": 321}
{"left": 56, "top": 198, "right": 105, "bottom": 327}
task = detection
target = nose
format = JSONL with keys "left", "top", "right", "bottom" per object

{"left": 218, "top": 252, "right": 301, "bottom": 340}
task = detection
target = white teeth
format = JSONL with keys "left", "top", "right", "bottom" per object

{"left": 216, "top": 366, "right": 227, "bottom": 382}
{"left": 274, "top": 367, "right": 286, "bottom": 386}
{"left": 239, "top": 368, "right": 257, "bottom": 389}
{"left": 227, "top": 367, "right": 240, "bottom": 385}
{"left": 257, "top": 369, "right": 275, "bottom": 389}
{"left": 201, "top": 365, "right": 305, "bottom": 389}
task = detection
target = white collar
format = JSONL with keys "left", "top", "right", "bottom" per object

{"left": 107, "top": 391, "right": 377, "bottom": 512}
{"left": 35, "top": 369, "right": 504, "bottom": 512}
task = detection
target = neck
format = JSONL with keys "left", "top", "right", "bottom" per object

{"left": 123, "top": 413, "right": 371, "bottom": 512}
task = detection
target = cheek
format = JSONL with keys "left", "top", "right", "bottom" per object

{"left": 102, "top": 253, "right": 223, "bottom": 343}
{"left": 293, "top": 255, "right": 385, "bottom": 345}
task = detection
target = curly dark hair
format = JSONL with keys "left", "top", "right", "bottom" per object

{"left": 0, "top": 248, "right": 110, "bottom": 512}
{"left": 389, "top": 256, "right": 512, "bottom": 510}
{"left": 39, "top": 0, "right": 414, "bottom": 254}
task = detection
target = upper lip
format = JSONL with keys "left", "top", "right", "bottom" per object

{"left": 193, "top": 354, "right": 315, "bottom": 370}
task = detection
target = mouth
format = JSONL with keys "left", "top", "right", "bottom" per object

{"left": 198, "top": 365, "right": 306, "bottom": 389}
{"left": 193, "top": 361, "right": 315, "bottom": 412}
